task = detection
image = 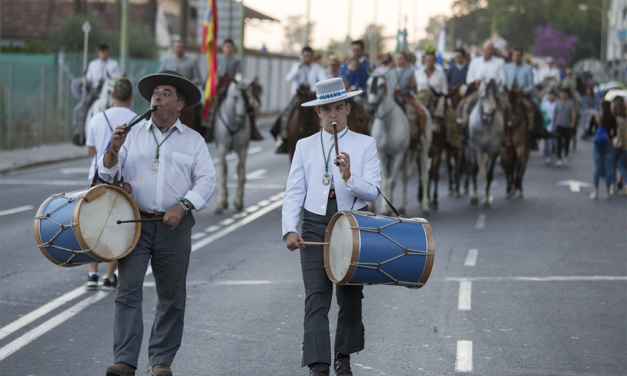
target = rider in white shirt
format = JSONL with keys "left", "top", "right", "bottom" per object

{"left": 84, "top": 44, "right": 121, "bottom": 91}
{"left": 286, "top": 46, "right": 327, "bottom": 94}
{"left": 539, "top": 57, "right": 561, "bottom": 82}
{"left": 466, "top": 40, "right": 506, "bottom": 88}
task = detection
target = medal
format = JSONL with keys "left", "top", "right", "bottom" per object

{"left": 152, "top": 161, "right": 159, "bottom": 171}
{"left": 323, "top": 174, "right": 330, "bottom": 185}
{"left": 150, "top": 126, "right": 175, "bottom": 173}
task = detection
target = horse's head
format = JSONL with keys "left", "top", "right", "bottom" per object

{"left": 227, "top": 74, "right": 255, "bottom": 125}
{"left": 100, "top": 73, "right": 118, "bottom": 107}
{"left": 366, "top": 73, "right": 387, "bottom": 115}
{"left": 478, "top": 79, "right": 498, "bottom": 126}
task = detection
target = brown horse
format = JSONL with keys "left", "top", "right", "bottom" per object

{"left": 287, "top": 84, "right": 318, "bottom": 162}
{"left": 500, "top": 89, "right": 530, "bottom": 198}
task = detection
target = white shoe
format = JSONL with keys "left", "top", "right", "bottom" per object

{"left": 544, "top": 157, "right": 551, "bottom": 165}
{"left": 555, "top": 159, "right": 563, "bottom": 167}
{"left": 590, "top": 191, "right": 598, "bottom": 199}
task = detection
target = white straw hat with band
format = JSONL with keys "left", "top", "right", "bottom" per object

{"left": 301, "top": 77, "right": 363, "bottom": 107}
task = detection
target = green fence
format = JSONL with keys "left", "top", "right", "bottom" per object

{"left": 0, "top": 52, "right": 161, "bottom": 150}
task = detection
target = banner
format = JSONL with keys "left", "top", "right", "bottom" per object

{"left": 201, "top": 0, "right": 218, "bottom": 119}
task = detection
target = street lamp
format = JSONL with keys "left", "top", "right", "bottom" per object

{"left": 491, "top": 5, "right": 517, "bottom": 35}
{"left": 579, "top": 0, "right": 607, "bottom": 62}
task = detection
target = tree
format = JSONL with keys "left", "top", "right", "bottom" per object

{"left": 283, "top": 15, "right": 315, "bottom": 54}
{"left": 361, "top": 24, "right": 389, "bottom": 56}
{"left": 532, "top": 23, "right": 578, "bottom": 66}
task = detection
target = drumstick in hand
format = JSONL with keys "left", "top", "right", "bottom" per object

{"left": 299, "top": 241, "right": 329, "bottom": 246}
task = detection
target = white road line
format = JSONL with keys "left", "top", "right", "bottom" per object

{"left": 455, "top": 340, "right": 473, "bottom": 372}
{"left": 205, "top": 225, "right": 221, "bottom": 232}
{"left": 464, "top": 249, "right": 479, "bottom": 266}
{"left": 0, "top": 291, "right": 111, "bottom": 362}
{"left": 0, "top": 192, "right": 284, "bottom": 361}
{"left": 245, "top": 168, "right": 268, "bottom": 180}
{"left": 220, "top": 218, "right": 236, "bottom": 226}
{"left": 60, "top": 167, "right": 90, "bottom": 174}
{"left": 227, "top": 183, "right": 284, "bottom": 189}
{"left": 0, "top": 205, "right": 34, "bottom": 216}
{"left": 0, "top": 288, "right": 87, "bottom": 341}
{"left": 458, "top": 281, "right": 472, "bottom": 310}
{"left": 217, "top": 147, "right": 263, "bottom": 164}
{"left": 191, "top": 232, "right": 207, "bottom": 240}
{"left": 475, "top": 214, "right": 486, "bottom": 229}
{"left": 446, "top": 276, "right": 627, "bottom": 282}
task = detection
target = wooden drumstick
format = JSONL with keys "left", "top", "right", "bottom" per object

{"left": 117, "top": 218, "right": 163, "bottom": 224}
{"left": 299, "top": 241, "right": 329, "bottom": 246}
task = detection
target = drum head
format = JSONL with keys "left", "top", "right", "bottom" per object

{"left": 74, "top": 186, "right": 140, "bottom": 261}
{"left": 324, "top": 212, "right": 359, "bottom": 283}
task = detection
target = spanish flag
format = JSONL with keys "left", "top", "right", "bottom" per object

{"left": 201, "top": 0, "right": 218, "bottom": 119}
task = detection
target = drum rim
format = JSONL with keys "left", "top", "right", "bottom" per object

{"left": 416, "top": 221, "right": 435, "bottom": 288}
{"left": 34, "top": 195, "right": 73, "bottom": 267}
{"left": 323, "top": 210, "right": 360, "bottom": 284}
{"left": 73, "top": 185, "right": 141, "bottom": 262}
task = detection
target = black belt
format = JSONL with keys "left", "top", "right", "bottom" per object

{"left": 140, "top": 211, "right": 165, "bottom": 219}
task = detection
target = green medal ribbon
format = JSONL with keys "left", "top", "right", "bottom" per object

{"left": 321, "top": 127, "right": 349, "bottom": 175}
{"left": 151, "top": 126, "right": 176, "bottom": 161}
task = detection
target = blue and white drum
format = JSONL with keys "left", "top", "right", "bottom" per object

{"left": 34, "top": 185, "right": 141, "bottom": 267}
{"left": 323, "top": 210, "right": 435, "bottom": 289}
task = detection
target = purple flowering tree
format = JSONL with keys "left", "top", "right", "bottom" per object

{"left": 532, "top": 23, "right": 579, "bottom": 66}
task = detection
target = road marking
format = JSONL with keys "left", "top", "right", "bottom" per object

{"left": 220, "top": 218, "right": 236, "bottom": 226}
{"left": 60, "top": 167, "right": 90, "bottom": 174}
{"left": 458, "top": 281, "right": 472, "bottom": 310}
{"left": 0, "top": 288, "right": 87, "bottom": 341}
{"left": 0, "top": 205, "right": 34, "bottom": 216}
{"left": 205, "top": 225, "right": 221, "bottom": 232}
{"left": 558, "top": 179, "right": 591, "bottom": 193}
{"left": 475, "top": 214, "right": 486, "bottom": 229}
{"left": 219, "top": 146, "right": 263, "bottom": 164}
{"left": 446, "top": 276, "right": 627, "bottom": 282}
{"left": 0, "top": 291, "right": 111, "bottom": 361}
{"left": 455, "top": 340, "right": 473, "bottom": 372}
{"left": 0, "top": 192, "right": 284, "bottom": 361}
{"left": 245, "top": 168, "right": 267, "bottom": 180}
{"left": 191, "top": 232, "right": 207, "bottom": 240}
{"left": 0, "top": 179, "right": 84, "bottom": 186}
{"left": 464, "top": 249, "right": 479, "bottom": 266}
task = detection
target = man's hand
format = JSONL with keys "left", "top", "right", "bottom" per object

{"left": 110, "top": 124, "right": 128, "bottom": 150}
{"left": 82, "top": 69, "right": 87, "bottom": 77}
{"left": 285, "top": 232, "right": 304, "bottom": 252}
{"left": 164, "top": 203, "right": 186, "bottom": 230}
{"left": 334, "top": 152, "right": 351, "bottom": 181}
{"left": 474, "top": 79, "right": 482, "bottom": 86}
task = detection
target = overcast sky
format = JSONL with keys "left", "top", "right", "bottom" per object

{"left": 242, "top": 0, "right": 454, "bottom": 53}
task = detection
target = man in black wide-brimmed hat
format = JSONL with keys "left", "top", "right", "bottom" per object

{"left": 100, "top": 70, "right": 216, "bottom": 376}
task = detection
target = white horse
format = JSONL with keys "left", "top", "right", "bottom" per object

{"left": 213, "top": 75, "right": 259, "bottom": 214}
{"left": 467, "top": 79, "right": 505, "bottom": 207}
{"left": 366, "top": 73, "right": 433, "bottom": 215}
{"left": 84, "top": 74, "right": 117, "bottom": 139}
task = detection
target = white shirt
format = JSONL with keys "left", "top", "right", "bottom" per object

{"left": 86, "top": 107, "right": 138, "bottom": 181}
{"left": 541, "top": 98, "right": 558, "bottom": 132}
{"left": 98, "top": 118, "right": 216, "bottom": 213}
{"left": 86, "top": 58, "right": 121, "bottom": 90}
{"left": 539, "top": 66, "right": 561, "bottom": 82}
{"left": 466, "top": 56, "right": 506, "bottom": 87}
{"left": 415, "top": 65, "right": 449, "bottom": 94}
{"left": 285, "top": 62, "right": 327, "bottom": 94}
{"left": 282, "top": 129, "right": 381, "bottom": 236}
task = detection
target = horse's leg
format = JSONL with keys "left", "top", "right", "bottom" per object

{"left": 376, "top": 155, "right": 389, "bottom": 214}
{"left": 515, "top": 142, "right": 530, "bottom": 199}
{"left": 483, "top": 154, "right": 499, "bottom": 207}
{"left": 419, "top": 150, "right": 431, "bottom": 215}
{"left": 215, "top": 146, "right": 229, "bottom": 214}
{"left": 469, "top": 149, "right": 479, "bottom": 205}
{"left": 400, "top": 149, "right": 416, "bottom": 215}
{"left": 386, "top": 151, "right": 406, "bottom": 213}
{"left": 501, "top": 146, "right": 513, "bottom": 198}
{"left": 234, "top": 147, "right": 247, "bottom": 211}
{"left": 430, "top": 151, "right": 441, "bottom": 211}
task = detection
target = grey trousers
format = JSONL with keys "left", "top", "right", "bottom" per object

{"left": 113, "top": 213, "right": 195, "bottom": 368}
{"left": 300, "top": 198, "right": 366, "bottom": 367}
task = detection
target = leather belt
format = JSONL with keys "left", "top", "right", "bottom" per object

{"left": 140, "top": 211, "right": 165, "bottom": 219}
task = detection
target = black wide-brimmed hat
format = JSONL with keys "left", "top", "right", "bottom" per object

{"left": 137, "top": 70, "right": 202, "bottom": 109}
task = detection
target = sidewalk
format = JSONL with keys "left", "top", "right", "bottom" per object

{"left": 0, "top": 115, "right": 277, "bottom": 174}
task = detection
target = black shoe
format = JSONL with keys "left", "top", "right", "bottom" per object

{"left": 309, "top": 363, "right": 330, "bottom": 376}
{"left": 334, "top": 352, "right": 353, "bottom": 376}
{"left": 102, "top": 274, "right": 118, "bottom": 291}
{"left": 251, "top": 128, "right": 265, "bottom": 141}
{"left": 275, "top": 141, "right": 288, "bottom": 154}
{"left": 85, "top": 274, "right": 98, "bottom": 290}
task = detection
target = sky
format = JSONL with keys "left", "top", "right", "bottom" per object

{"left": 242, "top": 0, "right": 454, "bottom": 53}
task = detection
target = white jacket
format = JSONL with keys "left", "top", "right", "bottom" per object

{"left": 282, "top": 129, "right": 381, "bottom": 236}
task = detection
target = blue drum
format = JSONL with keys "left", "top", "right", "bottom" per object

{"left": 323, "top": 210, "right": 435, "bottom": 288}
{"left": 34, "top": 185, "right": 140, "bottom": 267}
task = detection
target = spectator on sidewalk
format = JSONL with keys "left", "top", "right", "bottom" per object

{"left": 611, "top": 100, "right": 627, "bottom": 195}
{"left": 553, "top": 88, "right": 577, "bottom": 167}
{"left": 85, "top": 77, "right": 137, "bottom": 290}
{"left": 590, "top": 100, "right": 617, "bottom": 200}
{"left": 541, "top": 90, "right": 558, "bottom": 164}
{"left": 581, "top": 86, "right": 599, "bottom": 138}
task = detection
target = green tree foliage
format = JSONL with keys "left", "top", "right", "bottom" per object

{"left": 1, "top": 39, "right": 52, "bottom": 53}
{"left": 487, "top": 0, "right": 603, "bottom": 63}
{"left": 361, "top": 24, "right": 388, "bottom": 56}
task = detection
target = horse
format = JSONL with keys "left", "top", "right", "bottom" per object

{"left": 84, "top": 74, "right": 117, "bottom": 141}
{"left": 366, "top": 73, "right": 432, "bottom": 215}
{"left": 500, "top": 89, "right": 530, "bottom": 198}
{"left": 213, "top": 75, "right": 259, "bottom": 214}
{"left": 466, "top": 79, "right": 506, "bottom": 207}
{"left": 286, "top": 84, "right": 318, "bottom": 162}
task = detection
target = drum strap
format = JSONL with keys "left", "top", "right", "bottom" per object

{"left": 350, "top": 187, "right": 400, "bottom": 217}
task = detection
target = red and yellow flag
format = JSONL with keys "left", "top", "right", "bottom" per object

{"left": 201, "top": 0, "right": 218, "bottom": 119}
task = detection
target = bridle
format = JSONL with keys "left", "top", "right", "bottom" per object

{"left": 368, "top": 76, "right": 394, "bottom": 120}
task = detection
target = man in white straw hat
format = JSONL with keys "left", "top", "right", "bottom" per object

{"left": 282, "top": 77, "right": 382, "bottom": 376}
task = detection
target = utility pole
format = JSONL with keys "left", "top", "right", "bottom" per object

{"left": 120, "top": 0, "right": 129, "bottom": 74}
{"left": 305, "top": 0, "right": 311, "bottom": 46}
{"left": 347, "top": 0, "right": 353, "bottom": 41}
{"left": 180, "top": 0, "right": 189, "bottom": 42}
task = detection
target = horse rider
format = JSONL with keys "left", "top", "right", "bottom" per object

{"left": 446, "top": 48, "right": 468, "bottom": 109}
{"left": 387, "top": 50, "right": 426, "bottom": 148}
{"left": 539, "top": 57, "right": 561, "bottom": 83}
{"left": 159, "top": 40, "right": 205, "bottom": 138}
{"left": 101, "top": 70, "right": 216, "bottom": 376}
{"left": 84, "top": 77, "right": 138, "bottom": 292}
{"left": 271, "top": 46, "right": 326, "bottom": 153}
{"left": 206, "top": 39, "right": 264, "bottom": 141}
{"left": 457, "top": 40, "right": 506, "bottom": 129}
{"left": 84, "top": 43, "right": 121, "bottom": 92}
{"left": 325, "top": 55, "right": 342, "bottom": 79}
{"left": 282, "top": 77, "right": 381, "bottom": 376}
{"left": 416, "top": 50, "right": 454, "bottom": 145}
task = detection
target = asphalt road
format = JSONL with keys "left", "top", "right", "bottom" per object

{"left": 0, "top": 134, "right": 625, "bottom": 376}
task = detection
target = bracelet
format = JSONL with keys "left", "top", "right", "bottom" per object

{"left": 105, "top": 146, "right": 119, "bottom": 155}
{"left": 181, "top": 198, "right": 191, "bottom": 210}
{"left": 178, "top": 202, "right": 189, "bottom": 212}
{"left": 342, "top": 172, "right": 352, "bottom": 183}
{"left": 283, "top": 232, "right": 294, "bottom": 241}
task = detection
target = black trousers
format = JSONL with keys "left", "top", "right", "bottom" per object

{"left": 556, "top": 127, "right": 572, "bottom": 158}
{"left": 300, "top": 198, "right": 367, "bottom": 367}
